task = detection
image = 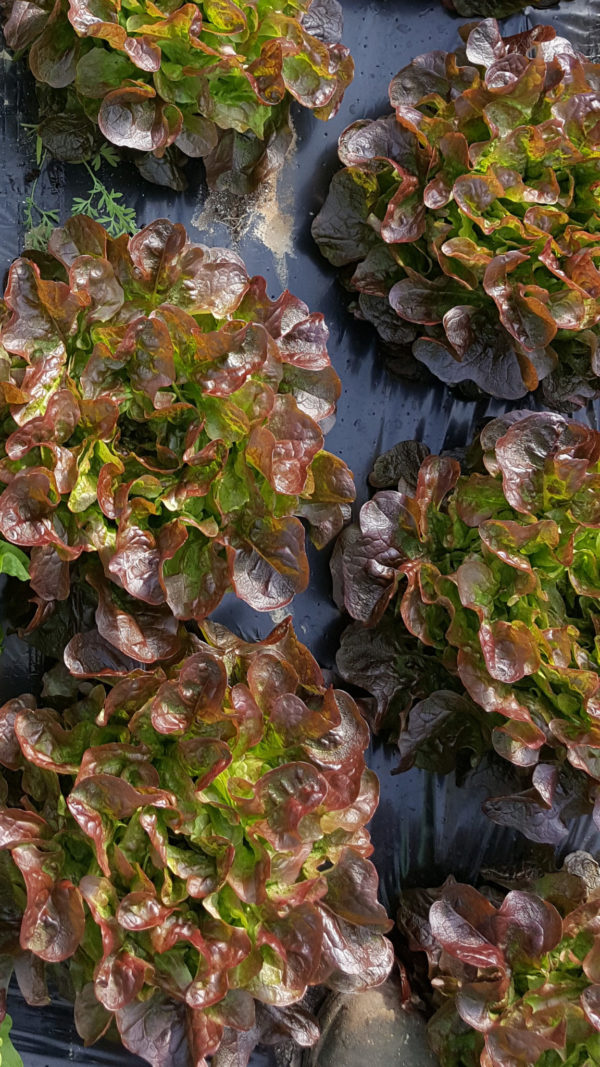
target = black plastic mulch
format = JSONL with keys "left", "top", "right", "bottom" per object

{"left": 1, "top": 0, "right": 600, "bottom": 1061}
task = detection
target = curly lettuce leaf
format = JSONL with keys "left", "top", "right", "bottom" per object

{"left": 335, "top": 412, "right": 600, "bottom": 842}
{"left": 3, "top": 0, "right": 353, "bottom": 189}
{"left": 313, "top": 19, "right": 600, "bottom": 405}
{"left": 0, "top": 619, "right": 393, "bottom": 1067}
{"left": 0, "top": 217, "right": 354, "bottom": 662}
{"left": 400, "top": 863, "right": 600, "bottom": 1067}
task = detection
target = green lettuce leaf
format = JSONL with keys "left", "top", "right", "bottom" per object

{"left": 3, "top": 0, "right": 354, "bottom": 190}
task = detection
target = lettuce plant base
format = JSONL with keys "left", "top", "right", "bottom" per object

{"left": 0, "top": 216, "right": 355, "bottom": 667}
{"left": 1, "top": 0, "right": 353, "bottom": 193}
{"left": 313, "top": 17, "right": 600, "bottom": 407}
{"left": 0, "top": 618, "right": 392, "bottom": 1067}
{"left": 3, "top": 0, "right": 600, "bottom": 1064}
{"left": 399, "top": 860, "right": 600, "bottom": 1067}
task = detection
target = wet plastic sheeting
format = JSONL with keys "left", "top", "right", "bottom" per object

{"left": 8, "top": 996, "right": 147, "bottom": 1067}
{"left": 1, "top": 0, "right": 600, "bottom": 1061}
{"left": 7, "top": 994, "right": 277, "bottom": 1067}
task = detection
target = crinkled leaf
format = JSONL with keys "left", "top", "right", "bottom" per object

{"left": 8, "top": 0, "right": 352, "bottom": 187}
{"left": 0, "top": 218, "right": 354, "bottom": 659}
{"left": 0, "top": 620, "right": 390, "bottom": 1065}
{"left": 334, "top": 411, "right": 600, "bottom": 840}
{"left": 314, "top": 18, "right": 600, "bottom": 403}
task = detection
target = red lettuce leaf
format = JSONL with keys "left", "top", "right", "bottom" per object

{"left": 313, "top": 19, "right": 600, "bottom": 405}
{"left": 334, "top": 411, "right": 600, "bottom": 841}
{"left": 0, "top": 620, "right": 391, "bottom": 1065}
{"left": 3, "top": 0, "right": 353, "bottom": 190}
{"left": 0, "top": 218, "right": 354, "bottom": 661}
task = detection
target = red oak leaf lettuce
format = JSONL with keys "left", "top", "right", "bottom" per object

{"left": 1, "top": 0, "right": 353, "bottom": 190}
{"left": 313, "top": 19, "right": 600, "bottom": 407}
{"left": 334, "top": 413, "right": 600, "bottom": 843}
{"left": 399, "top": 858, "right": 600, "bottom": 1067}
{"left": 0, "top": 618, "right": 392, "bottom": 1067}
{"left": 0, "top": 215, "right": 354, "bottom": 663}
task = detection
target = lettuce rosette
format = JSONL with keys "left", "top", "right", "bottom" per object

{"left": 0, "top": 215, "right": 354, "bottom": 665}
{"left": 313, "top": 19, "right": 600, "bottom": 407}
{"left": 1, "top": 0, "right": 352, "bottom": 189}
{"left": 0, "top": 617, "right": 392, "bottom": 1067}
{"left": 399, "top": 858, "right": 600, "bottom": 1067}
{"left": 334, "top": 412, "right": 600, "bottom": 843}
